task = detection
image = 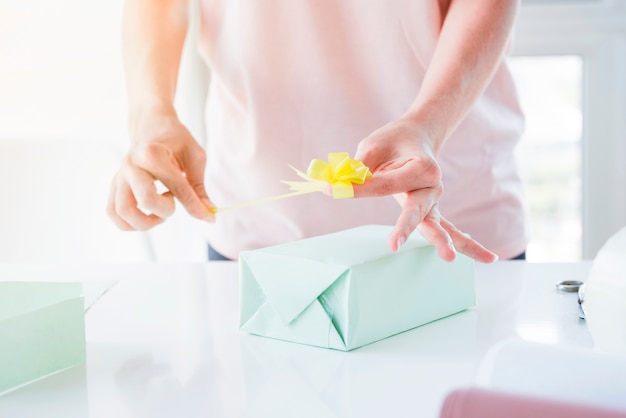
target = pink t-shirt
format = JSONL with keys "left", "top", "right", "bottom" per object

{"left": 198, "top": 1, "right": 528, "bottom": 259}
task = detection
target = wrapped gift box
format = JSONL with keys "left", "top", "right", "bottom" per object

{"left": 0, "top": 282, "right": 86, "bottom": 394}
{"left": 239, "top": 224, "right": 475, "bottom": 351}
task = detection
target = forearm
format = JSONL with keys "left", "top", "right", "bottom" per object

{"left": 123, "top": 0, "right": 190, "bottom": 137}
{"left": 405, "top": 0, "right": 520, "bottom": 153}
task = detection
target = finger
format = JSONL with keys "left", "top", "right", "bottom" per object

{"left": 114, "top": 176, "right": 166, "bottom": 231}
{"left": 417, "top": 211, "right": 457, "bottom": 262}
{"left": 106, "top": 176, "right": 135, "bottom": 231}
{"left": 138, "top": 145, "right": 213, "bottom": 222}
{"left": 158, "top": 171, "right": 213, "bottom": 221}
{"left": 126, "top": 166, "right": 176, "bottom": 219}
{"left": 201, "top": 197, "right": 217, "bottom": 222}
{"left": 179, "top": 149, "right": 216, "bottom": 222}
{"left": 354, "top": 142, "right": 394, "bottom": 173}
{"left": 386, "top": 188, "right": 439, "bottom": 251}
{"left": 353, "top": 158, "right": 440, "bottom": 198}
{"left": 440, "top": 217, "right": 499, "bottom": 263}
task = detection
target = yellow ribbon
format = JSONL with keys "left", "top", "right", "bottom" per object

{"left": 283, "top": 152, "right": 372, "bottom": 199}
{"left": 211, "top": 152, "right": 371, "bottom": 213}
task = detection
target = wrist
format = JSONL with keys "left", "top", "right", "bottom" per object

{"left": 127, "top": 100, "right": 179, "bottom": 143}
{"left": 398, "top": 111, "right": 443, "bottom": 156}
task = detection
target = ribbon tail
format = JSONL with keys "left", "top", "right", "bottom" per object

{"left": 282, "top": 180, "right": 327, "bottom": 193}
{"left": 288, "top": 164, "right": 313, "bottom": 181}
{"left": 211, "top": 190, "right": 315, "bottom": 213}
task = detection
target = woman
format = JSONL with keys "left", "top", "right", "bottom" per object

{"left": 107, "top": 0, "right": 526, "bottom": 263}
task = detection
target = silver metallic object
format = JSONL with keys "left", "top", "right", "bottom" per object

{"left": 577, "top": 283, "right": 586, "bottom": 320}
{"left": 556, "top": 280, "right": 586, "bottom": 319}
{"left": 556, "top": 280, "right": 583, "bottom": 293}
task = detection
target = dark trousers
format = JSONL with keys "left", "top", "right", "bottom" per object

{"left": 208, "top": 245, "right": 232, "bottom": 261}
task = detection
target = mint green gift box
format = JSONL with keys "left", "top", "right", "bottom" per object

{"left": 0, "top": 282, "right": 85, "bottom": 394}
{"left": 239, "top": 224, "right": 475, "bottom": 351}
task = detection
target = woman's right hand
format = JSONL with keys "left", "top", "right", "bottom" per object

{"left": 107, "top": 110, "right": 215, "bottom": 231}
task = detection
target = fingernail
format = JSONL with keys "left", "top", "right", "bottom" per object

{"left": 448, "top": 238, "right": 456, "bottom": 254}
{"left": 397, "top": 236, "right": 406, "bottom": 249}
{"left": 202, "top": 199, "right": 217, "bottom": 221}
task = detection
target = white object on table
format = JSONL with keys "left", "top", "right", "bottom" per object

{"left": 584, "top": 226, "right": 626, "bottom": 355}
{"left": 476, "top": 338, "right": 626, "bottom": 411}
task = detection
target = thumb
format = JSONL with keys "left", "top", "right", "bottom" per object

{"left": 192, "top": 180, "right": 216, "bottom": 219}
{"left": 184, "top": 153, "right": 216, "bottom": 219}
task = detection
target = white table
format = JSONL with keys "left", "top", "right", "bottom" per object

{"left": 0, "top": 261, "right": 593, "bottom": 418}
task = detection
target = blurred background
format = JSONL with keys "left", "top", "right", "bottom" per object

{"left": 1, "top": 0, "right": 624, "bottom": 263}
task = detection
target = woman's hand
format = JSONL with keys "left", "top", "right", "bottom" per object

{"left": 350, "top": 0, "right": 518, "bottom": 263}
{"left": 107, "top": 111, "right": 215, "bottom": 231}
{"left": 353, "top": 117, "right": 498, "bottom": 263}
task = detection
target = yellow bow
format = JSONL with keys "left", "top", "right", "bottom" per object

{"left": 211, "top": 153, "right": 371, "bottom": 213}
{"left": 283, "top": 152, "right": 372, "bottom": 199}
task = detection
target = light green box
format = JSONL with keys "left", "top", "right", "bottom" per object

{"left": 0, "top": 282, "right": 85, "bottom": 394}
{"left": 239, "top": 224, "right": 475, "bottom": 351}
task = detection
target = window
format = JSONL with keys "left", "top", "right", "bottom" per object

{"left": 512, "top": 0, "right": 626, "bottom": 259}
{"left": 510, "top": 56, "right": 583, "bottom": 261}
{"left": 0, "top": 0, "right": 126, "bottom": 145}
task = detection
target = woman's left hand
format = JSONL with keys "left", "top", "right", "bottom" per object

{"left": 353, "top": 116, "right": 498, "bottom": 263}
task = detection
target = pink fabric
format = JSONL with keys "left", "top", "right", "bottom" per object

{"left": 440, "top": 388, "right": 626, "bottom": 418}
{"left": 198, "top": 1, "right": 528, "bottom": 259}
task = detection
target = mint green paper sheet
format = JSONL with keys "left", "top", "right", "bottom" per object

{"left": 239, "top": 225, "right": 475, "bottom": 351}
{"left": 0, "top": 282, "right": 85, "bottom": 394}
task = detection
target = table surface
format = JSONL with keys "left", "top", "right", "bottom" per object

{"left": 0, "top": 261, "right": 594, "bottom": 418}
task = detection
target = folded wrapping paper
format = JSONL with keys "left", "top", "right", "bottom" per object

{"left": 0, "top": 282, "right": 86, "bottom": 394}
{"left": 239, "top": 225, "right": 475, "bottom": 351}
{"left": 440, "top": 388, "right": 626, "bottom": 418}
